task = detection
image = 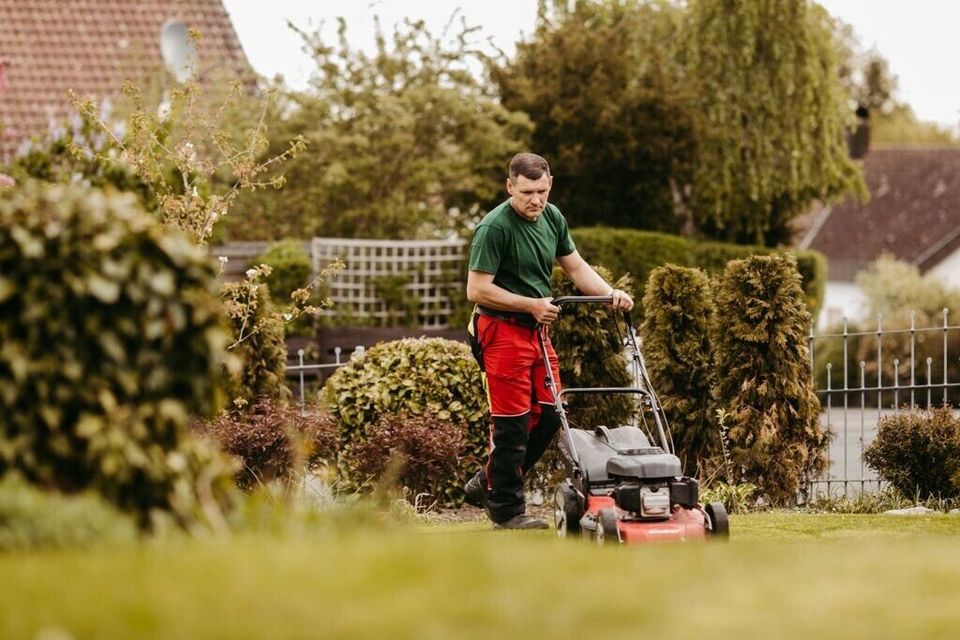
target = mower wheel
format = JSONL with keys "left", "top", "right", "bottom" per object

{"left": 554, "top": 484, "right": 582, "bottom": 538}
{"left": 596, "top": 508, "right": 620, "bottom": 545}
{"left": 705, "top": 502, "right": 729, "bottom": 538}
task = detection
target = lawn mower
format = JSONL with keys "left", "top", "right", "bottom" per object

{"left": 542, "top": 296, "right": 729, "bottom": 544}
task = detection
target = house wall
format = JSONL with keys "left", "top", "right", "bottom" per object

{"left": 927, "top": 248, "right": 960, "bottom": 289}
{"left": 818, "top": 281, "right": 867, "bottom": 329}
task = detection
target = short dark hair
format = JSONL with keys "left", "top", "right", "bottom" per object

{"left": 509, "top": 153, "right": 550, "bottom": 181}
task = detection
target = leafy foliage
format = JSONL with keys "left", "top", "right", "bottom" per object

{"left": 322, "top": 338, "right": 489, "bottom": 465}
{"left": 492, "top": 0, "right": 695, "bottom": 232}
{"left": 255, "top": 239, "right": 312, "bottom": 301}
{"left": 0, "top": 474, "right": 137, "bottom": 551}
{"left": 4, "top": 106, "right": 153, "bottom": 209}
{"left": 196, "top": 398, "right": 339, "bottom": 490}
{"left": 0, "top": 181, "right": 236, "bottom": 529}
{"left": 699, "top": 481, "right": 758, "bottom": 515}
{"left": 712, "top": 254, "right": 827, "bottom": 504}
{"left": 342, "top": 411, "right": 475, "bottom": 507}
{"left": 863, "top": 407, "right": 960, "bottom": 500}
{"left": 683, "top": 0, "right": 865, "bottom": 245}
{"left": 220, "top": 279, "right": 291, "bottom": 407}
{"left": 224, "top": 17, "right": 530, "bottom": 240}
{"left": 68, "top": 67, "right": 306, "bottom": 246}
{"left": 254, "top": 239, "right": 320, "bottom": 336}
{"left": 641, "top": 265, "right": 718, "bottom": 475}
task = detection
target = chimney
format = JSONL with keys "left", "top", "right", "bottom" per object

{"left": 847, "top": 105, "right": 870, "bottom": 160}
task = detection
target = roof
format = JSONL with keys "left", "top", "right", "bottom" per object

{"left": 0, "top": 0, "right": 251, "bottom": 162}
{"left": 802, "top": 148, "right": 960, "bottom": 282}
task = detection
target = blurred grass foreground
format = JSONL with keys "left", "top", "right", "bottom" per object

{"left": 4, "top": 512, "right": 960, "bottom": 639}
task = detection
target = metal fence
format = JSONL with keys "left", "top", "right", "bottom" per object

{"left": 287, "top": 346, "right": 360, "bottom": 415}
{"left": 807, "top": 309, "right": 960, "bottom": 498}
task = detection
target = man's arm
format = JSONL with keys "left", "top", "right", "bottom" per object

{"left": 466, "top": 271, "right": 560, "bottom": 324}
{"left": 556, "top": 250, "right": 634, "bottom": 311}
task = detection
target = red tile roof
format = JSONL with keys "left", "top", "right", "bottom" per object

{"left": 804, "top": 148, "right": 960, "bottom": 282}
{"left": 0, "top": 0, "right": 251, "bottom": 162}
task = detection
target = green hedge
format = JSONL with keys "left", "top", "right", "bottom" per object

{"left": 572, "top": 228, "right": 826, "bottom": 318}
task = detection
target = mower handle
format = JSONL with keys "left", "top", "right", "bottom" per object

{"left": 551, "top": 295, "right": 612, "bottom": 305}
{"left": 550, "top": 295, "right": 632, "bottom": 326}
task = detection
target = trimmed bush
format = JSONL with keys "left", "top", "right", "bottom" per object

{"left": 712, "top": 254, "right": 827, "bottom": 504}
{"left": 0, "top": 474, "right": 137, "bottom": 551}
{"left": 572, "top": 227, "right": 826, "bottom": 318}
{"left": 342, "top": 411, "right": 474, "bottom": 506}
{"left": 641, "top": 265, "right": 718, "bottom": 476}
{"left": 222, "top": 281, "right": 291, "bottom": 406}
{"left": 196, "top": 398, "right": 339, "bottom": 490}
{"left": 322, "top": 338, "right": 489, "bottom": 466}
{"left": 0, "top": 181, "right": 236, "bottom": 528}
{"left": 863, "top": 407, "right": 960, "bottom": 499}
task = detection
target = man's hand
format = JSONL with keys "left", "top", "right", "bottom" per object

{"left": 609, "top": 288, "right": 634, "bottom": 311}
{"left": 529, "top": 297, "right": 561, "bottom": 324}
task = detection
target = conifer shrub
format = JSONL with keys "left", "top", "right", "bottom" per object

{"left": 712, "top": 254, "right": 827, "bottom": 504}
{"left": 322, "top": 338, "right": 489, "bottom": 465}
{"left": 221, "top": 281, "right": 291, "bottom": 406}
{"left": 342, "top": 411, "right": 474, "bottom": 506}
{"left": 0, "top": 181, "right": 236, "bottom": 528}
{"left": 863, "top": 407, "right": 960, "bottom": 499}
{"left": 641, "top": 265, "right": 718, "bottom": 476}
{"left": 549, "top": 265, "right": 635, "bottom": 430}
{"left": 196, "top": 398, "right": 339, "bottom": 490}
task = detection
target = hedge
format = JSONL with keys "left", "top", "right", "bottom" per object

{"left": 572, "top": 227, "right": 826, "bottom": 318}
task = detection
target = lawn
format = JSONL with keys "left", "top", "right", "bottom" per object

{"left": 3, "top": 511, "right": 960, "bottom": 639}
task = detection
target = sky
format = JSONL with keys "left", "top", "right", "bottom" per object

{"left": 221, "top": 0, "right": 960, "bottom": 128}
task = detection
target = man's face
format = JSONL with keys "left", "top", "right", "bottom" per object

{"left": 507, "top": 173, "right": 552, "bottom": 221}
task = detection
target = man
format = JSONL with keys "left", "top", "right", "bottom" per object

{"left": 464, "top": 152, "right": 633, "bottom": 530}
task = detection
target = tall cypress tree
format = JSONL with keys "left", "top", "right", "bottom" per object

{"left": 712, "top": 254, "right": 827, "bottom": 504}
{"left": 641, "top": 265, "right": 717, "bottom": 476}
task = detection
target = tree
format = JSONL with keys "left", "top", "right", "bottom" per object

{"left": 712, "top": 254, "right": 827, "bottom": 504}
{"left": 641, "top": 265, "right": 718, "bottom": 476}
{"left": 491, "top": 0, "right": 696, "bottom": 233}
{"left": 833, "top": 20, "right": 959, "bottom": 147}
{"left": 223, "top": 16, "right": 531, "bottom": 240}
{"left": 684, "top": 0, "right": 865, "bottom": 245}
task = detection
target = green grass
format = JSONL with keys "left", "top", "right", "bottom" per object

{"left": 3, "top": 512, "right": 960, "bottom": 639}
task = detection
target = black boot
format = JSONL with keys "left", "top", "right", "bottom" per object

{"left": 486, "top": 413, "right": 529, "bottom": 524}
{"left": 463, "top": 470, "right": 487, "bottom": 508}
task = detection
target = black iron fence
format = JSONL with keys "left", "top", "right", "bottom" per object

{"left": 807, "top": 309, "right": 960, "bottom": 498}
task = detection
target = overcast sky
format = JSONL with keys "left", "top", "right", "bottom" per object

{"left": 221, "top": 0, "right": 960, "bottom": 128}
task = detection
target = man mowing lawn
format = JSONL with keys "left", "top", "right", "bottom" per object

{"left": 463, "top": 152, "right": 633, "bottom": 530}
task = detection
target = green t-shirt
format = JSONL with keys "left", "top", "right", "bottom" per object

{"left": 468, "top": 200, "right": 576, "bottom": 298}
